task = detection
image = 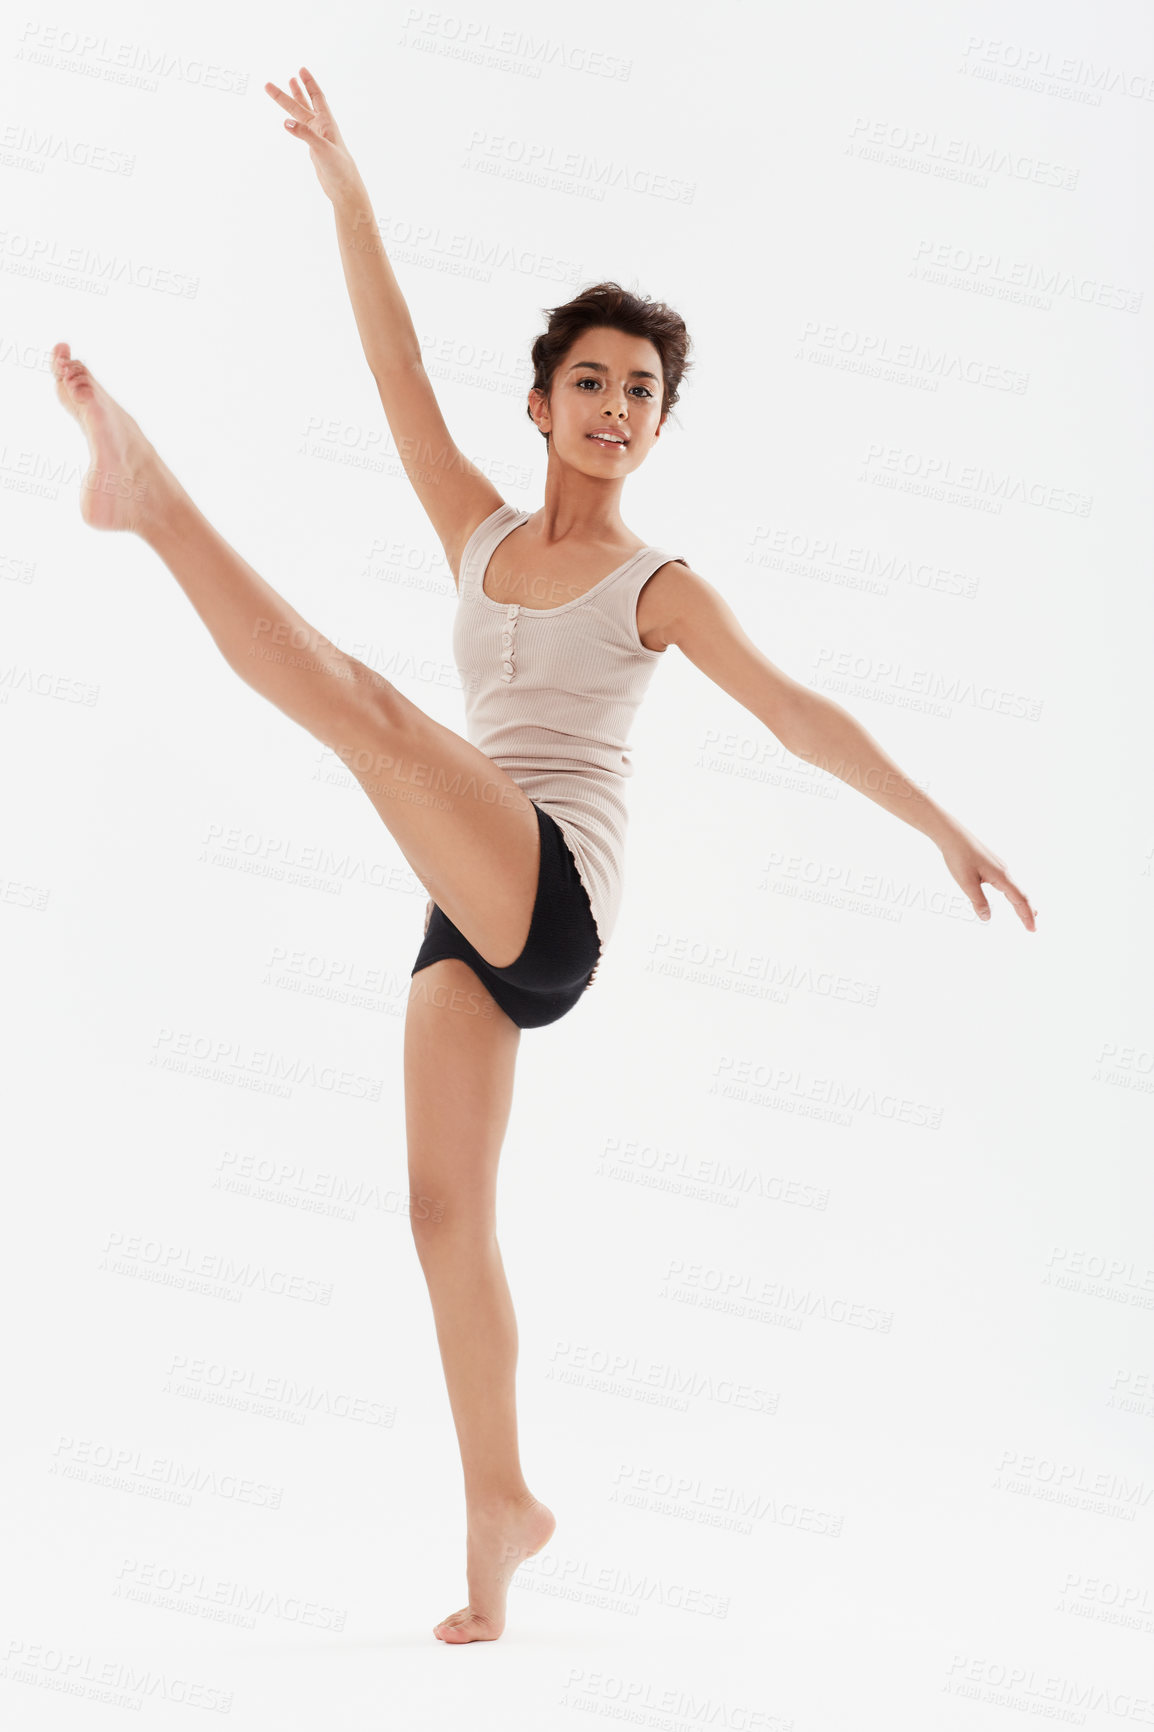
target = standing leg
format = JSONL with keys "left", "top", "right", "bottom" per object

{"left": 404, "top": 958, "right": 556, "bottom": 1644}
{"left": 48, "top": 342, "right": 540, "bottom": 968}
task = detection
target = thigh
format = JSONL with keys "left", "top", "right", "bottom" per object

{"left": 403, "top": 958, "right": 521, "bottom": 1238}
{"left": 344, "top": 679, "right": 540, "bottom": 971}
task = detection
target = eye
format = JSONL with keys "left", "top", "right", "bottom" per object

{"left": 575, "top": 376, "right": 654, "bottom": 398}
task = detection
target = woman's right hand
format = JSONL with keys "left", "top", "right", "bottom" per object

{"left": 264, "top": 67, "right": 363, "bottom": 205}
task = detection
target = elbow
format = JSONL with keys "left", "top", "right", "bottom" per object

{"left": 762, "top": 686, "right": 814, "bottom": 757}
{"left": 772, "top": 686, "right": 841, "bottom": 761}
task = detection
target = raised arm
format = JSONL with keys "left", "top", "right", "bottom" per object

{"left": 264, "top": 67, "right": 502, "bottom": 576}
{"left": 640, "top": 564, "right": 1038, "bottom": 931}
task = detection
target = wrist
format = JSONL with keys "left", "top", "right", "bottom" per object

{"left": 332, "top": 174, "right": 371, "bottom": 222}
{"left": 870, "top": 773, "right": 961, "bottom": 849}
{"left": 924, "top": 810, "right": 966, "bottom": 851}
{"left": 890, "top": 781, "right": 962, "bottom": 849}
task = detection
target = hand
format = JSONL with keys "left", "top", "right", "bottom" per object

{"left": 939, "top": 823, "right": 1037, "bottom": 931}
{"left": 264, "top": 67, "right": 362, "bottom": 204}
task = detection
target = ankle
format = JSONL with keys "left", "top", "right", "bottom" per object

{"left": 465, "top": 1485, "right": 536, "bottom": 1520}
{"left": 136, "top": 469, "right": 193, "bottom": 543}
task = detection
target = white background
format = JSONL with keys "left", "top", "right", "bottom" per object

{"left": 3, "top": 1, "right": 1152, "bottom": 1726}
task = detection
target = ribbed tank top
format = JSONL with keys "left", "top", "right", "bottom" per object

{"left": 452, "top": 503, "right": 687, "bottom": 951}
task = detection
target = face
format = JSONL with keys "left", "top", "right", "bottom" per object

{"left": 530, "top": 325, "right": 667, "bottom": 475}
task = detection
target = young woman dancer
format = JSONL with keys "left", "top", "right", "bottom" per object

{"left": 49, "top": 67, "right": 1036, "bottom": 1645}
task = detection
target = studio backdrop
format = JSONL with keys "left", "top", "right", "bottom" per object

{"left": 2, "top": 1, "right": 1151, "bottom": 1728}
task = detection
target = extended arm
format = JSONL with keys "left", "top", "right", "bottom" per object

{"left": 264, "top": 68, "right": 501, "bottom": 566}
{"left": 646, "top": 565, "right": 1037, "bottom": 930}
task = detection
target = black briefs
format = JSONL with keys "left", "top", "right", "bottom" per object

{"left": 410, "top": 801, "right": 602, "bottom": 1029}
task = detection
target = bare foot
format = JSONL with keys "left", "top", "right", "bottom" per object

{"left": 50, "top": 341, "right": 169, "bottom": 534}
{"left": 433, "top": 1494, "right": 555, "bottom": 1644}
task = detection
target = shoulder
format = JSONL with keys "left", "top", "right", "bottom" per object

{"left": 636, "top": 561, "right": 727, "bottom": 653}
{"left": 443, "top": 501, "right": 518, "bottom": 592}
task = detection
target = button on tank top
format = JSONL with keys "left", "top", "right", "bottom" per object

{"left": 452, "top": 503, "right": 687, "bottom": 950}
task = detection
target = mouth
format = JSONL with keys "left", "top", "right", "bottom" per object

{"left": 586, "top": 432, "right": 629, "bottom": 451}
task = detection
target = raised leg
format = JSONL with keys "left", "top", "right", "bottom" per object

{"left": 404, "top": 958, "right": 556, "bottom": 1643}
{"left": 49, "top": 341, "right": 539, "bottom": 969}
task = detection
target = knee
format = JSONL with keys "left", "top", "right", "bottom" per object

{"left": 345, "top": 708, "right": 442, "bottom": 810}
{"left": 408, "top": 1197, "right": 495, "bottom": 1254}
{"left": 327, "top": 665, "right": 409, "bottom": 766}
{"left": 347, "top": 663, "right": 413, "bottom": 737}
{"left": 408, "top": 1195, "right": 443, "bottom": 1249}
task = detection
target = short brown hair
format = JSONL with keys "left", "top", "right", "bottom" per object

{"left": 526, "top": 280, "right": 693, "bottom": 442}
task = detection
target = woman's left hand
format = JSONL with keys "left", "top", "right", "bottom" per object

{"left": 939, "top": 824, "right": 1037, "bottom": 930}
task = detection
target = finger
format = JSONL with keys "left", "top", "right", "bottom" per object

{"left": 970, "top": 882, "right": 991, "bottom": 922}
{"left": 298, "top": 67, "right": 330, "bottom": 114}
{"left": 289, "top": 75, "right": 313, "bottom": 114}
{"left": 989, "top": 871, "right": 1037, "bottom": 932}
{"left": 265, "top": 79, "right": 310, "bottom": 121}
{"left": 264, "top": 80, "right": 312, "bottom": 124}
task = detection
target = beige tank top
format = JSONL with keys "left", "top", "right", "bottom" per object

{"left": 452, "top": 503, "right": 688, "bottom": 949}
